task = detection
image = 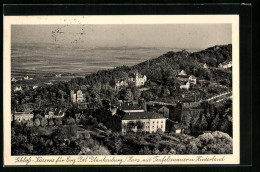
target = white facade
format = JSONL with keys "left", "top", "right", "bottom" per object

{"left": 129, "top": 73, "right": 147, "bottom": 87}
{"left": 188, "top": 76, "right": 197, "bottom": 84}
{"left": 121, "top": 118, "right": 166, "bottom": 134}
{"left": 76, "top": 90, "right": 85, "bottom": 103}
{"left": 180, "top": 82, "right": 190, "bottom": 90}
{"left": 14, "top": 86, "right": 23, "bottom": 92}
{"left": 14, "top": 112, "right": 34, "bottom": 122}
{"left": 11, "top": 77, "right": 17, "bottom": 82}
{"left": 178, "top": 70, "right": 187, "bottom": 76}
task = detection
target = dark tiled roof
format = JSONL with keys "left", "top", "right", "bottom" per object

{"left": 115, "top": 103, "right": 143, "bottom": 111}
{"left": 177, "top": 75, "right": 189, "bottom": 78}
{"left": 122, "top": 112, "right": 166, "bottom": 120}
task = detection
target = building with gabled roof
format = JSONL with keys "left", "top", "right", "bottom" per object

{"left": 158, "top": 106, "right": 170, "bottom": 118}
{"left": 121, "top": 112, "right": 166, "bottom": 134}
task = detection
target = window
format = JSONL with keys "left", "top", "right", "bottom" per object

{"left": 157, "top": 121, "right": 159, "bottom": 123}
{"left": 153, "top": 126, "right": 154, "bottom": 129}
{"left": 161, "top": 125, "right": 163, "bottom": 128}
{"left": 153, "top": 121, "right": 154, "bottom": 124}
{"left": 161, "top": 121, "right": 163, "bottom": 123}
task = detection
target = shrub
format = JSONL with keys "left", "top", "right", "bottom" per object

{"left": 26, "top": 120, "right": 34, "bottom": 127}
{"left": 34, "top": 118, "right": 40, "bottom": 127}
{"left": 40, "top": 118, "right": 47, "bottom": 127}
{"left": 48, "top": 119, "right": 54, "bottom": 126}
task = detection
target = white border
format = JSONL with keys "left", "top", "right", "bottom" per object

{"left": 3, "top": 15, "right": 239, "bottom": 166}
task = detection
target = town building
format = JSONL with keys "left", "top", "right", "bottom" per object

{"left": 121, "top": 112, "right": 166, "bottom": 134}
{"left": 178, "top": 70, "right": 187, "bottom": 76}
{"left": 11, "top": 77, "right": 17, "bottom": 82}
{"left": 33, "top": 85, "right": 38, "bottom": 89}
{"left": 158, "top": 106, "right": 169, "bottom": 118}
{"left": 188, "top": 75, "right": 197, "bottom": 84}
{"left": 166, "top": 119, "right": 184, "bottom": 133}
{"left": 129, "top": 73, "right": 147, "bottom": 87}
{"left": 13, "top": 112, "right": 34, "bottom": 122}
{"left": 203, "top": 63, "right": 208, "bottom": 69}
{"left": 115, "top": 80, "right": 128, "bottom": 90}
{"left": 76, "top": 90, "right": 85, "bottom": 103}
{"left": 55, "top": 74, "right": 62, "bottom": 77}
{"left": 218, "top": 61, "right": 232, "bottom": 69}
{"left": 180, "top": 81, "right": 190, "bottom": 90}
{"left": 14, "top": 86, "right": 23, "bottom": 92}
{"left": 45, "top": 108, "right": 65, "bottom": 119}
{"left": 70, "top": 89, "right": 85, "bottom": 103}
{"left": 24, "top": 76, "right": 29, "bottom": 80}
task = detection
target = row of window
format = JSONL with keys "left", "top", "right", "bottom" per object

{"left": 145, "top": 125, "right": 164, "bottom": 129}
{"left": 146, "top": 121, "right": 164, "bottom": 125}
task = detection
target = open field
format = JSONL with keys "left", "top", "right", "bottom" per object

{"left": 11, "top": 43, "right": 200, "bottom": 75}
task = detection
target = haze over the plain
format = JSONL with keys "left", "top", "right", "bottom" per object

{"left": 11, "top": 24, "right": 232, "bottom": 74}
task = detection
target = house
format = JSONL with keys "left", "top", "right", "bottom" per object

{"left": 222, "top": 61, "right": 232, "bottom": 69}
{"left": 55, "top": 74, "right": 62, "bottom": 77}
{"left": 14, "top": 86, "right": 23, "bottom": 92}
{"left": 11, "top": 77, "right": 17, "bottom": 82}
{"left": 121, "top": 112, "right": 166, "bottom": 134}
{"left": 33, "top": 85, "right": 38, "bottom": 89}
{"left": 180, "top": 81, "right": 190, "bottom": 90}
{"left": 70, "top": 90, "right": 77, "bottom": 103}
{"left": 115, "top": 80, "right": 128, "bottom": 90}
{"left": 13, "top": 112, "right": 34, "bottom": 122}
{"left": 76, "top": 90, "right": 85, "bottom": 103}
{"left": 188, "top": 75, "right": 197, "bottom": 84}
{"left": 166, "top": 119, "right": 184, "bottom": 133}
{"left": 158, "top": 106, "right": 169, "bottom": 118}
{"left": 70, "top": 89, "right": 85, "bottom": 103}
{"left": 45, "top": 108, "right": 64, "bottom": 119}
{"left": 178, "top": 70, "right": 187, "bottom": 76}
{"left": 218, "top": 61, "right": 232, "bottom": 69}
{"left": 45, "top": 82, "right": 53, "bottom": 85}
{"left": 203, "top": 63, "right": 208, "bottom": 69}
{"left": 129, "top": 73, "right": 147, "bottom": 87}
{"left": 24, "top": 76, "right": 29, "bottom": 80}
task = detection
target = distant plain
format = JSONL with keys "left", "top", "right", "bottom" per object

{"left": 11, "top": 43, "right": 200, "bottom": 76}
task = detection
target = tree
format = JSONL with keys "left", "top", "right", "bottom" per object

{"left": 34, "top": 118, "right": 40, "bottom": 127}
{"left": 48, "top": 119, "right": 54, "bottom": 126}
{"left": 41, "top": 118, "right": 47, "bottom": 127}
{"left": 127, "top": 121, "right": 136, "bottom": 133}
{"left": 156, "top": 128, "right": 163, "bottom": 134}
{"left": 136, "top": 121, "right": 144, "bottom": 133}
{"left": 139, "top": 146, "right": 152, "bottom": 155}
{"left": 55, "top": 118, "right": 63, "bottom": 126}
{"left": 114, "top": 137, "right": 122, "bottom": 154}
{"left": 196, "top": 131, "right": 233, "bottom": 154}
{"left": 124, "top": 89, "right": 134, "bottom": 102}
{"left": 26, "top": 120, "right": 34, "bottom": 127}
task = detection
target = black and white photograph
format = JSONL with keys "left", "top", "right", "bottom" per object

{"left": 4, "top": 15, "right": 240, "bottom": 165}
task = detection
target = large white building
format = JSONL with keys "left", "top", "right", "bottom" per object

{"left": 121, "top": 112, "right": 166, "bottom": 134}
{"left": 129, "top": 73, "right": 147, "bottom": 87}
{"left": 70, "top": 90, "right": 85, "bottom": 103}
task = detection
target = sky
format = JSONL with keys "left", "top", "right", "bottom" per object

{"left": 11, "top": 24, "right": 232, "bottom": 50}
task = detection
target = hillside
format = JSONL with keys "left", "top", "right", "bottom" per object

{"left": 84, "top": 44, "right": 232, "bottom": 86}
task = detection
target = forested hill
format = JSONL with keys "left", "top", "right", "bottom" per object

{"left": 83, "top": 44, "right": 232, "bottom": 86}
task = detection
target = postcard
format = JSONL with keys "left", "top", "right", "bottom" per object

{"left": 3, "top": 15, "right": 239, "bottom": 165}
